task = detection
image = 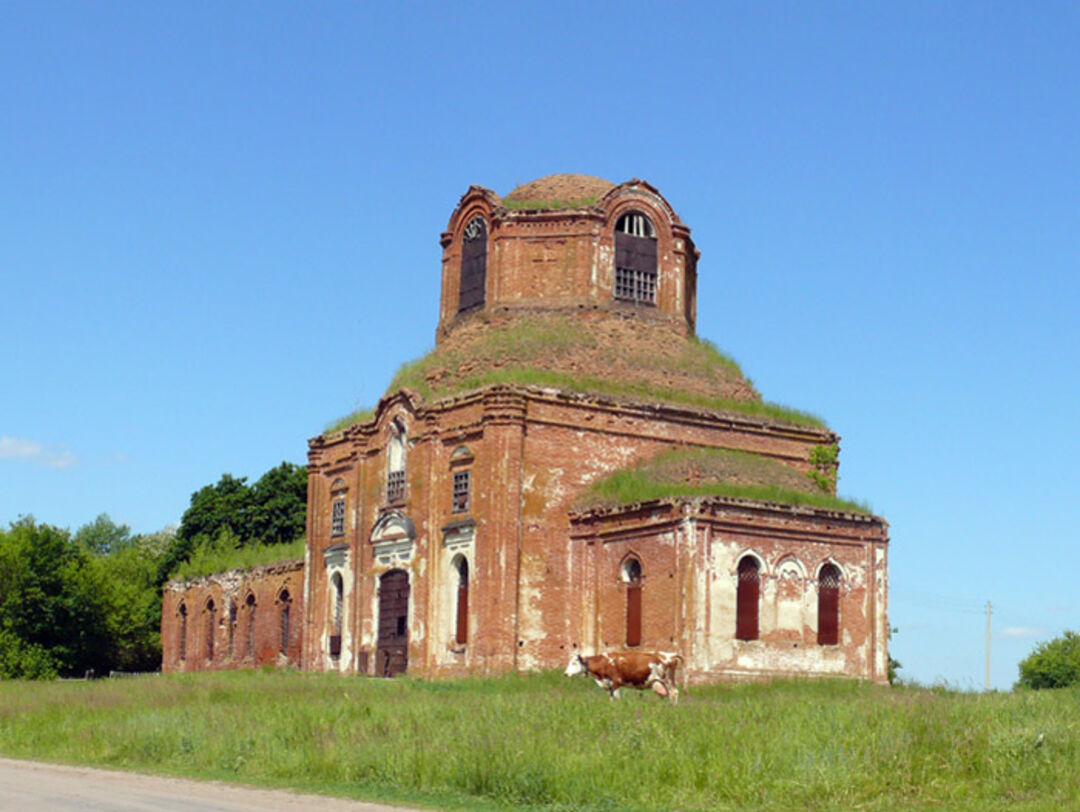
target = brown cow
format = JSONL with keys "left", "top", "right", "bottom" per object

{"left": 564, "top": 650, "right": 682, "bottom": 704}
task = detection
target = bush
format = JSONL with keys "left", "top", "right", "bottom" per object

{"left": 1016, "top": 630, "right": 1080, "bottom": 689}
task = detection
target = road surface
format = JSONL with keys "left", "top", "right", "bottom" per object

{"left": 0, "top": 757, "right": 428, "bottom": 811}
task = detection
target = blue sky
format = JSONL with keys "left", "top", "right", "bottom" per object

{"left": 2, "top": 2, "right": 1077, "bottom": 690}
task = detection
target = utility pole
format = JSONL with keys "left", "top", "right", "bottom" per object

{"left": 985, "top": 601, "right": 992, "bottom": 692}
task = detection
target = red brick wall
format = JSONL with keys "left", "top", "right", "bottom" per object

{"left": 161, "top": 559, "right": 304, "bottom": 673}
{"left": 437, "top": 181, "right": 698, "bottom": 340}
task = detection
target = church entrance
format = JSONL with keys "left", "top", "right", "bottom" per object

{"left": 376, "top": 569, "right": 409, "bottom": 677}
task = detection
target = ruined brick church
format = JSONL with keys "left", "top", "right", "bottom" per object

{"left": 162, "top": 174, "right": 890, "bottom": 684}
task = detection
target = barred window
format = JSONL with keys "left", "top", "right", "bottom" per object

{"left": 615, "top": 267, "right": 657, "bottom": 304}
{"left": 331, "top": 498, "right": 346, "bottom": 537}
{"left": 818, "top": 564, "right": 841, "bottom": 646}
{"left": 387, "top": 470, "right": 406, "bottom": 503}
{"left": 614, "top": 211, "right": 657, "bottom": 305}
{"left": 452, "top": 470, "right": 470, "bottom": 513}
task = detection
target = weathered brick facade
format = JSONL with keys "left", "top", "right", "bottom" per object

{"left": 162, "top": 174, "right": 890, "bottom": 684}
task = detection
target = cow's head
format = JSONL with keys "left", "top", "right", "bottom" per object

{"left": 563, "top": 652, "right": 587, "bottom": 677}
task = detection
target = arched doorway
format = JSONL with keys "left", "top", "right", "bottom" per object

{"left": 377, "top": 569, "right": 410, "bottom": 677}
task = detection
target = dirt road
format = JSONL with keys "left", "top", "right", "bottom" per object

{"left": 0, "top": 757, "right": 428, "bottom": 811}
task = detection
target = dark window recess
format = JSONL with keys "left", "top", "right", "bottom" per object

{"left": 455, "top": 559, "right": 469, "bottom": 646}
{"left": 625, "top": 559, "right": 642, "bottom": 647}
{"left": 329, "top": 634, "right": 342, "bottom": 657}
{"left": 245, "top": 594, "right": 256, "bottom": 658}
{"left": 205, "top": 600, "right": 215, "bottom": 661}
{"left": 818, "top": 564, "right": 841, "bottom": 645}
{"left": 331, "top": 498, "right": 346, "bottom": 537}
{"left": 279, "top": 591, "right": 291, "bottom": 654}
{"left": 614, "top": 213, "right": 658, "bottom": 305}
{"left": 452, "top": 470, "right": 470, "bottom": 513}
{"left": 178, "top": 605, "right": 187, "bottom": 661}
{"left": 736, "top": 557, "right": 760, "bottom": 641}
{"left": 459, "top": 216, "right": 487, "bottom": 313}
{"left": 387, "top": 470, "right": 406, "bottom": 503}
{"left": 377, "top": 569, "right": 410, "bottom": 677}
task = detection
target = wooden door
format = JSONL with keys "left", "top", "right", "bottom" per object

{"left": 376, "top": 569, "right": 410, "bottom": 677}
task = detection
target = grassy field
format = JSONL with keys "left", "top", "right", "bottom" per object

{"left": 0, "top": 670, "right": 1077, "bottom": 810}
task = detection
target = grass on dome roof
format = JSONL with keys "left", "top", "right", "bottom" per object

{"left": 502, "top": 196, "right": 599, "bottom": 210}
{"left": 323, "top": 314, "right": 827, "bottom": 434}
{"left": 576, "top": 447, "right": 871, "bottom": 514}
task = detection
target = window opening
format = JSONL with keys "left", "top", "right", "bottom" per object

{"left": 452, "top": 470, "right": 470, "bottom": 513}
{"left": 387, "top": 421, "right": 407, "bottom": 503}
{"left": 227, "top": 602, "right": 237, "bottom": 658}
{"left": 818, "top": 564, "right": 841, "bottom": 646}
{"left": 614, "top": 212, "right": 658, "bottom": 305}
{"left": 736, "top": 556, "right": 760, "bottom": 641}
{"left": 279, "top": 589, "right": 292, "bottom": 654}
{"left": 624, "top": 558, "right": 643, "bottom": 647}
{"left": 331, "top": 497, "right": 345, "bottom": 537}
{"left": 205, "top": 599, "right": 215, "bottom": 661}
{"left": 453, "top": 556, "right": 469, "bottom": 645}
{"left": 178, "top": 603, "right": 187, "bottom": 662}
{"left": 459, "top": 215, "right": 487, "bottom": 312}
{"left": 245, "top": 593, "right": 256, "bottom": 659}
{"left": 330, "top": 573, "right": 343, "bottom": 658}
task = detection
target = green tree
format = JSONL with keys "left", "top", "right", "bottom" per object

{"left": 249, "top": 462, "right": 308, "bottom": 545}
{"left": 74, "top": 513, "right": 132, "bottom": 555}
{"left": 1017, "top": 631, "right": 1080, "bottom": 690}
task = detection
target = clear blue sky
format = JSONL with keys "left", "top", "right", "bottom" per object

{"left": 2, "top": 2, "right": 1077, "bottom": 690}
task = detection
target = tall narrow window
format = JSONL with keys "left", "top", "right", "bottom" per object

{"left": 278, "top": 589, "right": 292, "bottom": 655}
{"left": 624, "top": 558, "right": 643, "bottom": 647}
{"left": 452, "top": 470, "right": 470, "bottom": 513}
{"left": 205, "top": 599, "right": 216, "bottom": 661}
{"left": 459, "top": 215, "right": 487, "bottom": 312}
{"left": 818, "top": 564, "right": 841, "bottom": 646}
{"left": 736, "top": 556, "right": 760, "bottom": 641}
{"left": 453, "top": 556, "right": 469, "bottom": 645}
{"left": 178, "top": 603, "right": 187, "bottom": 662}
{"left": 227, "top": 601, "right": 237, "bottom": 658}
{"left": 330, "top": 478, "right": 347, "bottom": 537}
{"left": 330, "top": 573, "right": 344, "bottom": 658}
{"left": 245, "top": 593, "right": 256, "bottom": 659}
{"left": 614, "top": 212, "right": 657, "bottom": 305}
{"left": 387, "top": 420, "right": 406, "bottom": 503}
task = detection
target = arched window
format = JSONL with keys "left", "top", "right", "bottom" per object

{"left": 279, "top": 589, "right": 292, "bottom": 655}
{"left": 452, "top": 555, "right": 469, "bottom": 645}
{"left": 818, "top": 563, "right": 842, "bottom": 646}
{"left": 623, "top": 558, "right": 643, "bottom": 647}
{"left": 178, "top": 603, "right": 187, "bottom": 662}
{"left": 736, "top": 556, "right": 760, "bottom": 641}
{"left": 205, "top": 599, "right": 216, "bottom": 661}
{"left": 459, "top": 215, "right": 487, "bottom": 312}
{"left": 614, "top": 211, "right": 657, "bottom": 305}
{"left": 330, "top": 573, "right": 344, "bottom": 658}
{"left": 330, "top": 478, "right": 347, "bottom": 538}
{"left": 227, "top": 601, "right": 237, "bottom": 659}
{"left": 245, "top": 593, "right": 256, "bottom": 659}
{"left": 387, "top": 420, "right": 407, "bottom": 503}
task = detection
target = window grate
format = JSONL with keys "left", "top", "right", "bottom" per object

{"left": 331, "top": 498, "right": 345, "bottom": 537}
{"left": 615, "top": 267, "right": 657, "bottom": 304}
{"left": 452, "top": 470, "right": 470, "bottom": 513}
{"left": 387, "top": 470, "right": 406, "bottom": 503}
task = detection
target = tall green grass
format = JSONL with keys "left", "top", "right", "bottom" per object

{"left": 171, "top": 539, "right": 305, "bottom": 582}
{"left": 1, "top": 671, "right": 1077, "bottom": 809}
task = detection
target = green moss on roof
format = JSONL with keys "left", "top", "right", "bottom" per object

{"left": 576, "top": 448, "right": 871, "bottom": 514}
{"left": 324, "top": 408, "right": 375, "bottom": 434}
{"left": 503, "top": 196, "right": 599, "bottom": 211}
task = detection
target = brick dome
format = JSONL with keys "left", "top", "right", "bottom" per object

{"left": 504, "top": 174, "right": 614, "bottom": 207}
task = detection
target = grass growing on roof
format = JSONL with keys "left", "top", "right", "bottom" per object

{"left": 503, "top": 196, "right": 598, "bottom": 210}
{"left": 171, "top": 537, "right": 306, "bottom": 582}
{"left": 578, "top": 447, "right": 871, "bottom": 513}
{"left": 323, "top": 407, "right": 374, "bottom": 433}
{"left": 1, "top": 670, "right": 1077, "bottom": 810}
{"left": 379, "top": 313, "right": 824, "bottom": 429}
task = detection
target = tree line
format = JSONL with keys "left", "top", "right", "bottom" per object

{"left": 0, "top": 462, "right": 306, "bottom": 679}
